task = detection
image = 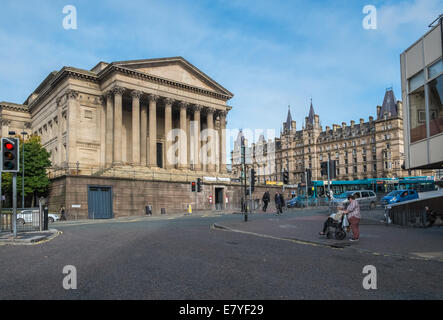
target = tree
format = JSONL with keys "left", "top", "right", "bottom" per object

{"left": 1, "top": 135, "right": 52, "bottom": 207}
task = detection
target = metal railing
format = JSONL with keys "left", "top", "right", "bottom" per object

{"left": 386, "top": 196, "right": 443, "bottom": 227}
{"left": 0, "top": 208, "right": 41, "bottom": 233}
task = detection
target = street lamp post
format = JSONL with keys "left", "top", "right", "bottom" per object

{"left": 21, "top": 131, "right": 28, "bottom": 209}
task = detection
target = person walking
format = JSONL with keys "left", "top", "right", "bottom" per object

{"left": 343, "top": 195, "right": 360, "bottom": 242}
{"left": 59, "top": 205, "right": 66, "bottom": 221}
{"left": 262, "top": 190, "right": 270, "bottom": 212}
{"left": 274, "top": 192, "right": 283, "bottom": 215}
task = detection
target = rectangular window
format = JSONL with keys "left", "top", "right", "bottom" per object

{"left": 429, "top": 59, "right": 443, "bottom": 80}
{"left": 409, "top": 71, "right": 424, "bottom": 92}
{"left": 409, "top": 86, "right": 427, "bottom": 143}
{"left": 363, "top": 165, "right": 367, "bottom": 172}
{"left": 373, "top": 163, "right": 377, "bottom": 171}
{"left": 428, "top": 74, "right": 443, "bottom": 137}
{"left": 353, "top": 166, "right": 357, "bottom": 174}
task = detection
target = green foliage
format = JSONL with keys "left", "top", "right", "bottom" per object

{"left": 2, "top": 135, "right": 52, "bottom": 197}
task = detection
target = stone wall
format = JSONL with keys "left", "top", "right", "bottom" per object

{"left": 48, "top": 175, "right": 282, "bottom": 219}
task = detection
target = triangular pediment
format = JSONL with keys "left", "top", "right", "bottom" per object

{"left": 112, "top": 57, "right": 233, "bottom": 98}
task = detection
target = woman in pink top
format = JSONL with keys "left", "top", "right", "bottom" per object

{"left": 344, "top": 195, "right": 361, "bottom": 242}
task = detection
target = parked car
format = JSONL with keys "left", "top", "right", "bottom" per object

{"left": 16, "top": 210, "right": 60, "bottom": 225}
{"left": 331, "top": 190, "right": 378, "bottom": 210}
{"left": 381, "top": 189, "right": 418, "bottom": 205}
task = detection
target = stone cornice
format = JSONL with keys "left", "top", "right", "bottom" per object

{"left": 100, "top": 65, "right": 232, "bottom": 102}
{"left": 26, "top": 61, "right": 233, "bottom": 112}
{"left": 0, "top": 102, "right": 30, "bottom": 113}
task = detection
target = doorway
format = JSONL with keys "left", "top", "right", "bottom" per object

{"left": 215, "top": 188, "right": 224, "bottom": 211}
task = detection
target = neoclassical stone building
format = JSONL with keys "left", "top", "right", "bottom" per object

{"left": 0, "top": 57, "right": 253, "bottom": 217}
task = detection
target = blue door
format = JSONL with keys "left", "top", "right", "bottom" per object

{"left": 88, "top": 186, "right": 113, "bottom": 219}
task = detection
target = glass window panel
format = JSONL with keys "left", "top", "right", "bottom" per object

{"left": 409, "top": 86, "right": 426, "bottom": 143}
{"left": 409, "top": 71, "right": 424, "bottom": 92}
{"left": 428, "top": 74, "right": 443, "bottom": 137}
{"left": 428, "top": 59, "right": 443, "bottom": 80}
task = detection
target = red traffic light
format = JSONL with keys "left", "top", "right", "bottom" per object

{"left": 4, "top": 143, "right": 14, "bottom": 150}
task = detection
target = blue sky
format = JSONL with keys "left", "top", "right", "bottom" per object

{"left": 0, "top": 0, "right": 442, "bottom": 142}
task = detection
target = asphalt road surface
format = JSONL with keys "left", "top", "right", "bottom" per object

{"left": 0, "top": 211, "right": 442, "bottom": 300}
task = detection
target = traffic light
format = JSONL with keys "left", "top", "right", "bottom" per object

{"left": 1, "top": 137, "right": 19, "bottom": 172}
{"left": 282, "top": 170, "right": 289, "bottom": 184}
{"left": 197, "top": 178, "right": 202, "bottom": 192}
{"left": 250, "top": 169, "right": 256, "bottom": 192}
{"left": 191, "top": 181, "right": 196, "bottom": 192}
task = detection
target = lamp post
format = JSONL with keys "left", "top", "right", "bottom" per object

{"left": 21, "top": 131, "right": 28, "bottom": 209}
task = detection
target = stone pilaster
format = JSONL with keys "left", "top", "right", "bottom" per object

{"left": 148, "top": 94, "right": 160, "bottom": 167}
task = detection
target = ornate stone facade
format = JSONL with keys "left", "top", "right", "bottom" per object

{"left": 232, "top": 89, "right": 432, "bottom": 184}
{"left": 1, "top": 57, "right": 233, "bottom": 175}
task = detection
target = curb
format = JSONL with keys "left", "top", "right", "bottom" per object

{"left": 0, "top": 229, "right": 61, "bottom": 245}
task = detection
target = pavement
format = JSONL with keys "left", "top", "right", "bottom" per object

{"left": 214, "top": 208, "right": 443, "bottom": 262}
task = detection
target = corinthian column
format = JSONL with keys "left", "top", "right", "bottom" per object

{"left": 148, "top": 94, "right": 160, "bottom": 167}
{"left": 113, "top": 86, "right": 125, "bottom": 165}
{"left": 164, "top": 98, "right": 174, "bottom": 169}
{"left": 66, "top": 89, "right": 79, "bottom": 166}
{"left": 140, "top": 101, "right": 148, "bottom": 166}
{"left": 206, "top": 107, "right": 216, "bottom": 173}
{"left": 192, "top": 105, "right": 202, "bottom": 171}
{"left": 131, "top": 90, "right": 142, "bottom": 165}
{"left": 178, "top": 101, "right": 189, "bottom": 170}
{"left": 105, "top": 90, "right": 114, "bottom": 167}
{"left": 219, "top": 110, "right": 228, "bottom": 173}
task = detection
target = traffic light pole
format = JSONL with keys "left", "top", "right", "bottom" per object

{"left": 12, "top": 173, "right": 17, "bottom": 238}
{"left": 327, "top": 159, "right": 331, "bottom": 207}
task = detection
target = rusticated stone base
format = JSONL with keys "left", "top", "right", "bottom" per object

{"left": 48, "top": 175, "right": 282, "bottom": 220}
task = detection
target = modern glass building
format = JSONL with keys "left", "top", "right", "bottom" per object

{"left": 401, "top": 16, "right": 443, "bottom": 170}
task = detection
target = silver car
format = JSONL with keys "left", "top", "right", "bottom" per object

{"left": 17, "top": 210, "right": 60, "bottom": 225}
{"left": 331, "top": 190, "right": 377, "bottom": 210}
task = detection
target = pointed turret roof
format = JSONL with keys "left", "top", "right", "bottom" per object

{"left": 285, "top": 106, "right": 293, "bottom": 131}
{"left": 378, "top": 89, "right": 398, "bottom": 119}
{"left": 307, "top": 99, "right": 315, "bottom": 125}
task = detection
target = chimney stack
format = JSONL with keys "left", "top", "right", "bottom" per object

{"left": 342, "top": 122, "right": 346, "bottom": 128}
{"left": 369, "top": 116, "right": 374, "bottom": 123}
{"left": 350, "top": 120, "right": 355, "bottom": 128}
{"left": 360, "top": 118, "right": 364, "bottom": 125}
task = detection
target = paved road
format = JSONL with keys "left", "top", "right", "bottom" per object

{"left": 0, "top": 210, "right": 442, "bottom": 300}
